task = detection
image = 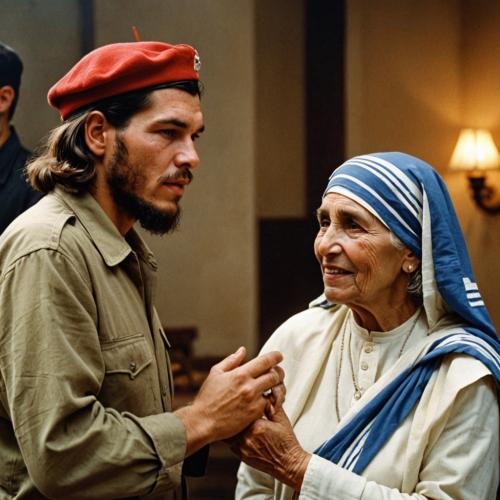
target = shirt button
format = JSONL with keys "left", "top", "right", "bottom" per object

{"left": 364, "top": 344, "right": 373, "bottom": 353}
{"left": 361, "top": 362, "right": 368, "bottom": 371}
{"left": 162, "top": 387, "right": 168, "bottom": 397}
{"left": 129, "top": 362, "right": 137, "bottom": 372}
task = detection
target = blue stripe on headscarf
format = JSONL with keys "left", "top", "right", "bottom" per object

{"left": 315, "top": 151, "right": 499, "bottom": 476}
{"left": 355, "top": 157, "right": 422, "bottom": 215}
{"left": 315, "top": 329, "right": 500, "bottom": 474}
{"left": 329, "top": 161, "right": 423, "bottom": 239}
{"left": 324, "top": 152, "right": 497, "bottom": 340}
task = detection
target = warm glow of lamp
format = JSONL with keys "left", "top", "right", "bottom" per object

{"left": 449, "top": 128, "right": 500, "bottom": 173}
{"left": 449, "top": 128, "right": 500, "bottom": 214}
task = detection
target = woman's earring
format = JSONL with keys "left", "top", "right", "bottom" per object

{"left": 405, "top": 264, "right": 414, "bottom": 273}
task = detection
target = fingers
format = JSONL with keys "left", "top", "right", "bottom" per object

{"left": 269, "top": 403, "right": 290, "bottom": 424}
{"left": 243, "top": 351, "right": 283, "bottom": 378}
{"left": 214, "top": 346, "right": 246, "bottom": 372}
{"left": 264, "top": 381, "right": 286, "bottom": 418}
{"left": 270, "top": 382, "right": 286, "bottom": 407}
{"left": 182, "top": 348, "right": 286, "bottom": 447}
{"left": 199, "top": 349, "right": 284, "bottom": 439}
{"left": 272, "top": 366, "right": 285, "bottom": 383}
{"left": 253, "top": 367, "right": 284, "bottom": 394}
{"left": 229, "top": 413, "right": 311, "bottom": 490}
{"left": 242, "top": 359, "right": 284, "bottom": 408}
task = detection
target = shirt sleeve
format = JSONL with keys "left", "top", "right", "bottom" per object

{"left": 0, "top": 248, "right": 186, "bottom": 498}
{"left": 299, "top": 378, "right": 498, "bottom": 500}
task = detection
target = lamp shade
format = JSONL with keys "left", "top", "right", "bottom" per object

{"left": 449, "top": 128, "right": 500, "bottom": 171}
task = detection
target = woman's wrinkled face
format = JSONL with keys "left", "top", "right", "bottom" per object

{"left": 314, "top": 193, "right": 408, "bottom": 311}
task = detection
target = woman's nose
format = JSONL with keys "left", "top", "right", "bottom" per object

{"left": 317, "top": 225, "right": 342, "bottom": 256}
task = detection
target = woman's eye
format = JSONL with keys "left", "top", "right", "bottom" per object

{"left": 345, "top": 218, "right": 361, "bottom": 230}
{"left": 318, "top": 218, "right": 330, "bottom": 229}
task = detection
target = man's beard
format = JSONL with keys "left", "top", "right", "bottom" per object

{"left": 106, "top": 135, "right": 181, "bottom": 235}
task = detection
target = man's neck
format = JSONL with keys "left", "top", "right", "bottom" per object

{"left": 92, "top": 175, "right": 135, "bottom": 236}
{"left": 0, "top": 118, "right": 11, "bottom": 148}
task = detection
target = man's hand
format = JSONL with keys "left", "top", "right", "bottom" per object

{"left": 175, "top": 347, "right": 284, "bottom": 456}
{"left": 229, "top": 406, "right": 311, "bottom": 492}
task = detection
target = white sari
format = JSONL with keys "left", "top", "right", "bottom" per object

{"left": 236, "top": 305, "right": 498, "bottom": 499}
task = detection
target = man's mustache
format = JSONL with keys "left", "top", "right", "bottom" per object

{"left": 159, "top": 169, "right": 193, "bottom": 184}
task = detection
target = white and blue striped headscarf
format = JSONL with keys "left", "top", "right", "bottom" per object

{"left": 314, "top": 152, "right": 499, "bottom": 473}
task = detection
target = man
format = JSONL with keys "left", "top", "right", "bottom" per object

{"left": 0, "top": 41, "right": 283, "bottom": 498}
{"left": 0, "top": 42, "right": 42, "bottom": 234}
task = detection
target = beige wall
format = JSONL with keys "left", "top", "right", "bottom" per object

{"left": 7, "top": 0, "right": 497, "bottom": 355}
{"left": 444, "top": 172, "right": 500, "bottom": 328}
{"left": 3, "top": 0, "right": 262, "bottom": 357}
{"left": 346, "top": 0, "right": 462, "bottom": 169}
{"left": 461, "top": 0, "right": 500, "bottom": 130}
{"left": 94, "top": 0, "right": 258, "bottom": 356}
{"left": 255, "top": 0, "right": 306, "bottom": 218}
{"left": 1, "top": 0, "right": 81, "bottom": 149}
{"left": 346, "top": 0, "right": 500, "bottom": 329}
{"left": 445, "top": 0, "right": 500, "bottom": 329}
{"left": 3, "top": 0, "right": 307, "bottom": 358}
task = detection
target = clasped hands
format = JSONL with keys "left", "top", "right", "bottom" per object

{"left": 175, "top": 346, "right": 286, "bottom": 454}
{"left": 228, "top": 399, "right": 312, "bottom": 492}
{"left": 175, "top": 346, "right": 310, "bottom": 491}
{"left": 222, "top": 350, "right": 311, "bottom": 492}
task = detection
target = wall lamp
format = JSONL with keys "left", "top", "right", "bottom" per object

{"left": 449, "top": 128, "right": 500, "bottom": 215}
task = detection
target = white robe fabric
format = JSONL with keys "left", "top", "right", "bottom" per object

{"left": 236, "top": 305, "right": 499, "bottom": 499}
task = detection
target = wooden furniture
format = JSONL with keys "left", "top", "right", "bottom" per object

{"left": 164, "top": 326, "right": 199, "bottom": 392}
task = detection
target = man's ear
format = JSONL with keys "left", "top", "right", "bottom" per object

{"left": 0, "top": 86, "right": 15, "bottom": 114}
{"left": 84, "top": 110, "right": 114, "bottom": 158}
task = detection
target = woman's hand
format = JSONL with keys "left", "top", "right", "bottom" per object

{"left": 264, "top": 367, "right": 286, "bottom": 416}
{"left": 175, "top": 348, "right": 285, "bottom": 456}
{"left": 229, "top": 406, "right": 312, "bottom": 491}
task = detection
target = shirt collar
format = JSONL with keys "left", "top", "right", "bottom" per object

{"left": 0, "top": 126, "right": 21, "bottom": 184}
{"left": 54, "top": 186, "right": 158, "bottom": 269}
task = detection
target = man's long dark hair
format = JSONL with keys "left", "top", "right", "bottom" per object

{"left": 27, "top": 80, "right": 201, "bottom": 194}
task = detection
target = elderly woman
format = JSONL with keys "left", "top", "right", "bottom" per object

{"left": 235, "top": 152, "right": 499, "bottom": 499}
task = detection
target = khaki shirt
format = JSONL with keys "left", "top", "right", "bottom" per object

{"left": 0, "top": 187, "right": 187, "bottom": 499}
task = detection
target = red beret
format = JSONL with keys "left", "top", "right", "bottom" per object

{"left": 48, "top": 41, "right": 200, "bottom": 120}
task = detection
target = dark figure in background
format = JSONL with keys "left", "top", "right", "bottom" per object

{"left": 0, "top": 42, "right": 42, "bottom": 233}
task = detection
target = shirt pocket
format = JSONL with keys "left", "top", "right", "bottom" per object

{"left": 99, "top": 334, "right": 161, "bottom": 416}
